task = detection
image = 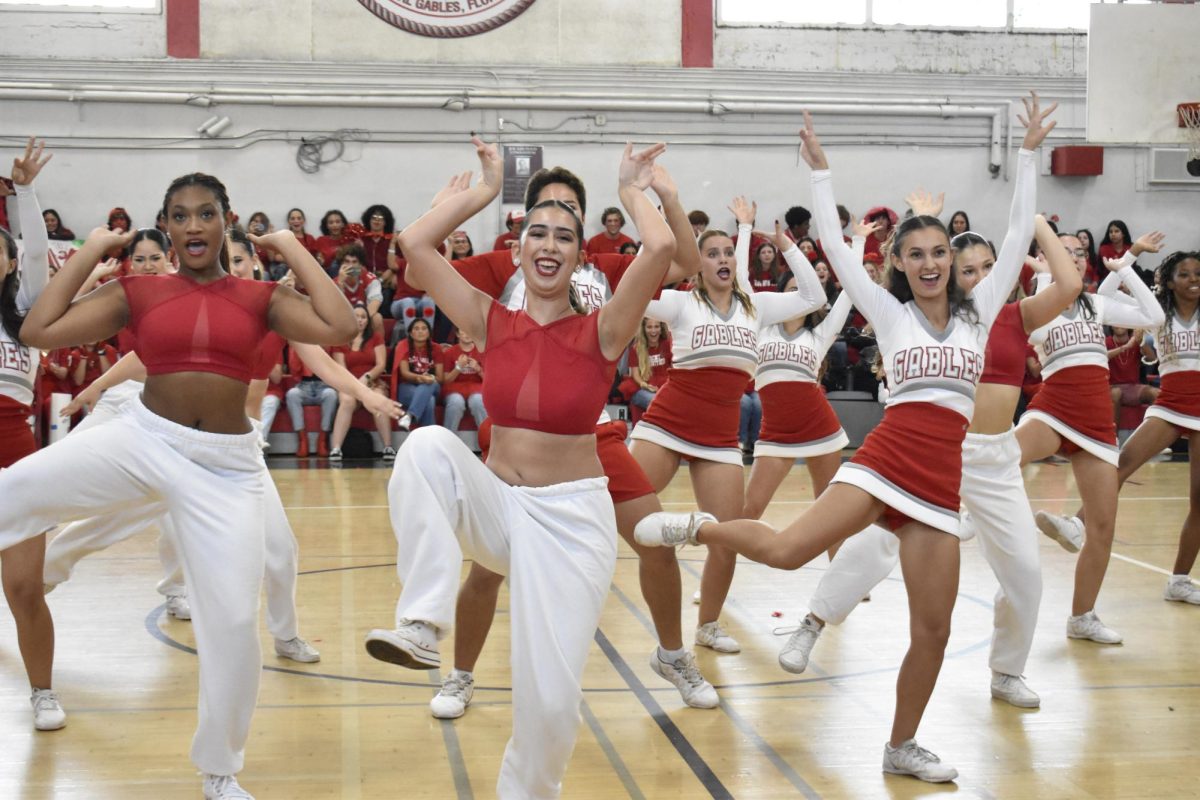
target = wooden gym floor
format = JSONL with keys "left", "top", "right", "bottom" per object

{"left": 1, "top": 455, "right": 1197, "bottom": 799}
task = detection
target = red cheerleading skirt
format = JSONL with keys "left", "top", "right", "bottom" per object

{"left": 0, "top": 398, "right": 37, "bottom": 469}
{"left": 1019, "top": 365, "right": 1119, "bottom": 464}
{"left": 832, "top": 401, "right": 968, "bottom": 536}
{"left": 595, "top": 420, "right": 655, "bottom": 503}
{"left": 630, "top": 366, "right": 750, "bottom": 465}
{"left": 1146, "top": 371, "right": 1200, "bottom": 434}
{"left": 756, "top": 382, "right": 848, "bottom": 457}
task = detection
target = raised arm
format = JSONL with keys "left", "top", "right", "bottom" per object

{"left": 1098, "top": 231, "right": 1165, "bottom": 305}
{"left": 752, "top": 221, "right": 827, "bottom": 325}
{"left": 12, "top": 138, "right": 52, "bottom": 308}
{"left": 20, "top": 226, "right": 133, "bottom": 349}
{"left": 394, "top": 141, "right": 499, "bottom": 346}
{"left": 598, "top": 143, "right": 675, "bottom": 360}
{"left": 814, "top": 292, "right": 854, "bottom": 351}
{"left": 801, "top": 113, "right": 901, "bottom": 332}
{"left": 654, "top": 165, "right": 702, "bottom": 284}
{"left": 256, "top": 231, "right": 356, "bottom": 346}
{"left": 970, "top": 92, "right": 1056, "bottom": 323}
{"left": 1099, "top": 251, "right": 1165, "bottom": 330}
{"left": 730, "top": 197, "right": 756, "bottom": 290}
{"left": 1018, "top": 215, "right": 1083, "bottom": 332}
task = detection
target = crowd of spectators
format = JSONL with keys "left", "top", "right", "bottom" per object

{"left": 13, "top": 190, "right": 1168, "bottom": 459}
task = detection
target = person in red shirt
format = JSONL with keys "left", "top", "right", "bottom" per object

{"left": 586, "top": 206, "right": 636, "bottom": 256}
{"left": 314, "top": 209, "right": 355, "bottom": 273}
{"left": 392, "top": 317, "right": 442, "bottom": 427}
{"left": 1107, "top": 326, "right": 1158, "bottom": 426}
{"left": 861, "top": 205, "right": 897, "bottom": 259}
{"left": 1098, "top": 219, "right": 1133, "bottom": 263}
{"left": 387, "top": 237, "right": 437, "bottom": 335}
{"left": 329, "top": 304, "right": 395, "bottom": 461}
{"left": 70, "top": 341, "right": 116, "bottom": 396}
{"left": 623, "top": 317, "right": 671, "bottom": 412}
{"left": 492, "top": 209, "right": 523, "bottom": 251}
{"left": 334, "top": 243, "right": 383, "bottom": 334}
{"left": 448, "top": 230, "right": 473, "bottom": 259}
{"left": 358, "top": 204, "right": 395, "bottom": 275}
{"left": 748, "top": 239, "right": 782, "bottom": 292}
{"left": 440, "top": 325, "right": 486, "bottom": 433}
{"left": 286, "top": 208, "right": 320, "bottom": 261}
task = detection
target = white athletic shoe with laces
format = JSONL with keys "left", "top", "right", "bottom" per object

{"left": 1035, "top": 511, "right": 1084, "bottom": 553}
{"left": 633, "top": 511, "right": 717, "bottom": 548}
{"left": 31, "top": 689, "right": 66, "bottom": 731}
{"left": 430, "top": 670, "right": 474, "bottom": 719}
{"left": 203, "top": 773, "right": 254, "bottom": 799}
{"left": 990, "top": 671, "right": 1041, "bottom": 708}
{"left": 274, "top": 636, "right": 321, "bottom": 663}
{"left": 882, "top": 739, "right": 958, "bottom": 783}
{"left": 776, "top": 614, "right": 823, "bottom": 674}
{"left": 365, "top": 619, "right": 440, "bottom": 669}
{"left": 165, "top": 594, "right": 191, "bottom": 621}
{"left": 650, "top": 649, "right": 719, "bottom": 709}
{"left": 1164, "top": 575, "right": 1200, "bottom": 605}
{"left": 695, "top": 621, "right": 740, "bottom": 653}
{"left": 1067, "top": 610, "right": 1123, "bottom": 644}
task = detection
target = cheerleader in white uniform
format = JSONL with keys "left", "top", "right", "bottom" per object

{"left": 629, "top": 197, "right": 827, "bottom": 653}
{"left": 637, "top": 95, "right": 1057, "bottom": 782}
{"left": 1017, "top": 233, "right": 1165, "bottom": 644}
{"left": 1038, "top": 247, "right": 1200, "bottom": 605}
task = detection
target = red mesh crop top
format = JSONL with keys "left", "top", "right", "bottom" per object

{"left": 119, "top": 274, "right": 278, "bottom": 383}
{"left": 979, "top": 301, "right": 1027, "bottom": 387}
{"left": 482, "top": 301, "right": 617, "bottom": 435}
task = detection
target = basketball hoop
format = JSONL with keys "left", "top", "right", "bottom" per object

{"left": 1178, "top": 102, "right": 1200, "bottom": 176}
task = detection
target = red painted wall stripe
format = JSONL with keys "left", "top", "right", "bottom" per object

{"left": 681, "top": 0, "right": 714, "bottom": 68}
{"left": 166, "top": 0, "right": 200, "bottom": 59}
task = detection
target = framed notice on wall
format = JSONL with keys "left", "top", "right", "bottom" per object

{"left": 502, "top": 145, "right": 543, "bottom": 204}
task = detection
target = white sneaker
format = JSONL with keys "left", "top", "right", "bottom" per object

{"left": 695, "top": 620, "right": 740, "bottom": 653}
{"left": 328, "top": 447, "right": 343, "bottom": 462}
{"left": 365, "top": 620, "right": 440, "bottom": 669}
{"left": 650, "top": 649, "right": 719, "bottom": 709}
{"left": 398, "top": 413, "right": 414, "bottom": 432}
{"left": 1164, "top": 575, "right": 1200, "bottom": 605}
{"left": 430, "top": 670, "right": 474, "bottom": 719}
{"left": 882, "top": 739, "right": 958, "bottom": 783}
{"left": 31, "top": 689, "right": 66, "bottom": 731}
{"left": 382, "top": 446, "right": 396, "bottom": 462}
{"left": 990, "top": 672, "right": 1040, "bottom": 708}
{"left": 776, "top": 614, "right": 823, "bottom": 674}
{"left": 691, "top": 589, "right": 701, "bottom": 605}
{"left": 1067, "top": 610, "right": 1123, "bottom": 644}
{"left": 1035, "top": 511, "right": 1084, "bottom": 553}
{"left": 633, "top": 511, "right": 717, "bottom": 547}
{"left": 165, "top": 594, "right": 191, "bottom": 621}
{"left": 274, "top": 636, "right": 321, "bottom": 663}
{"left": 203, "top": 773, "right": 254, "bottom": 799}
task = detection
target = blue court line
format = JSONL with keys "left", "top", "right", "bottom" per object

{"left": 580, "top": 699, "right": 646, "bottom": 800}
{"left": 593, "top": 628, "right": 733, "bottom": 800}
{"left": 427, "top": 671, "right": 474, "bottom": 800}
{"left": 609, "top": 580, "right": 824, "bottom": 799}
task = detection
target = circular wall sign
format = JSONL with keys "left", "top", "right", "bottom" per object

{"left": 357, "top": 0, "right": 539, "bottom": 39}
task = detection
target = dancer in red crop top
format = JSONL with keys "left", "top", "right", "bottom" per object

{"left": 1, "top": 172, "right": 356, "bottom": 800}
{"left": 364, "top": 137, "right": 673, "bottom": 800}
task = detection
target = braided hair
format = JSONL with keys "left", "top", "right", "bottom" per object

{"left": 1156, "top": 250, "right": 1200, "bottom": 339}
{"left": 162, "top": 173, "right": 232, "bottom": 272}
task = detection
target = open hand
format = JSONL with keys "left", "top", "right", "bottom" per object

{"left": 729, "top": 196, "right": 757, "bottom": 227}
{"left": 904, "top": 188, "right": 944, "bottom": 218}
{"left": 1018, "top": 90, "right": 1058, "bottom": 151}
{"left": 11, "top": 138, "right": 52, "bottom": 186}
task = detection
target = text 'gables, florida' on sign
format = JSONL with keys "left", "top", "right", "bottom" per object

{"left": 357, "top": 0, "right": 539, "bottom": 38}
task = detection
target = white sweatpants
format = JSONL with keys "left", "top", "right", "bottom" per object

{"left": 389, "top": 427, "right": 617, "bottom": 800}
{"left": 42, "top": 474, "right": 301, "bottom": 641}
{"left": 45, "top": 387, "right": 303, "bottom": 641}
{"left": 0, "top": 397, "right": 265, "bottom": 775}
{"left": 809, "top": 428, "right": 1042, "bottom": 676}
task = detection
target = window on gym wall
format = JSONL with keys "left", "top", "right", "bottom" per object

{"left": 0, "top": 0, "right": 158, "bottom": 9}
{"left": 718, "top": 0, "right": 1149, "bottom": 30}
